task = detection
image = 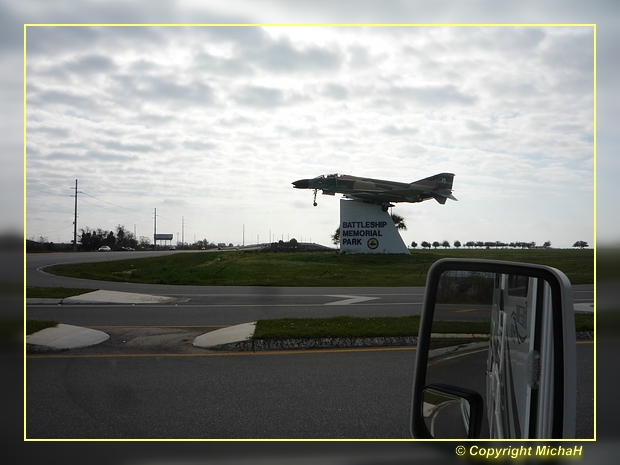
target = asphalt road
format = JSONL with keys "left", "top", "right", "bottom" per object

{"left": 26, "top": 340, "right": 594, "bottom": 439}
{"left": 27, "top": 347, "right": 417, "bottom": 439}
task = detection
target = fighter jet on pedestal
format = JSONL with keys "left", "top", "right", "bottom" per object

{"left": 292, "top": 172, "right": 457, "bottom": 211}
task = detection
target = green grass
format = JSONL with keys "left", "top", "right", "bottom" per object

{"left": 42, "top": 248, "right": 593, "bottom": 287}
{"left": 252, "top": 314, "right": 593, "bottom": 340}
{"left": 26, "top": 287, "right": 94, "bottom": 299}
{"left": 26, "top": 319, "right": 58, "bottom": 335}
{"left": 575, "top": 313, "right": 595, "bottom": 332}
{"left": 253, "top": 315, "right": 421, "bottom": 339}
{"left": 432, "top": 321, "right": 491, "bottom": 334}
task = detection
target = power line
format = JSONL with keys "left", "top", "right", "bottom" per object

{"left": 26, "top": 186, "right": 73, "bottom": 197}
{"left": 27, "top": 179, "right": 73, "bottom": 191}
{"left": 79, "top": 191, "right": 141, "bottom": 214}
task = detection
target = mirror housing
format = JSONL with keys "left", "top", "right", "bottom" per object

{"left": 411, "top": 259, "right": 576, "bottom": 439}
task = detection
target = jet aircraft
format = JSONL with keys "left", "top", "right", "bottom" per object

{"left": 292, "top": 172, "right": 457, "bottom": 210}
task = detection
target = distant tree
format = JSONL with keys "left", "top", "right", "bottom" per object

{"left": 543, "top": 241, "right": 552, "bottom": 249}
{"left": 115, "top": 224, "right": 137, "bottom": 248}
{"left": 573, "top": 240, "right": 589, "bottom": 249}
{"left": 391, "top": 213, "right": 407, "bottom": 231}
{"left": 454, "top": 240, "right": 462, "bottom": 249}
{"left": 411, "top": 241, "right": 418, "bottom": 249}
{"left": 104, "top": 231, "right": 116, "bottom": 247}
{"left": 115, "top": 224, "right": 127, "bottom": 244}
{"left": 332, "top": 227, "right": 340, "bottom": 245}
{"left": 432, "top": 241, "right": 440, "bottom": 249}
{"left": 421, "top": 241, "right": 431, "bottom": 249}
{"left": 465, "top": 241, "right": 475, "bottom": 248}
{"left": 441, "top": 240, "right": 450, "bottom": 249}
{"left": 79, "top": 227, "right": 107, "bottom": 251}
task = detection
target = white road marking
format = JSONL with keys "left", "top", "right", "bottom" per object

{"left": 325, "top": 295, "right": 381, "bottom": 306}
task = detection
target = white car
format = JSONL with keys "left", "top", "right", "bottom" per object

{"left": 98, "top": 246, "right": 111, "bottom": 252}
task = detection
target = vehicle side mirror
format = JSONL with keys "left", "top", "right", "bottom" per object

{"left": 411, "top": 259, "right": 576, "bottom": 439}
{"left": 420, "top": 383, "right": 483, "bottom": 439}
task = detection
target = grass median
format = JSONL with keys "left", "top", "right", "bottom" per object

{"left": 252, "top": 314, "right": 593, "bottom": 340}
{"left": 26, "top": 287, "right": 94, "bottom": 299}
{"left": 26, "top": 319, "right": 58, "bottom": 335}
{"left": 40, "top": 248, "right": 594, "bottom": 287}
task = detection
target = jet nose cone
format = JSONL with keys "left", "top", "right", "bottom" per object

{"left": 292, "top": 179, "right": 309, "bottom": 189}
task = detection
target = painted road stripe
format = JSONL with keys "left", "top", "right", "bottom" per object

{"left": 325, "top": 295, "right": 380, "bottom": 305}
{"left": 26, "top": 346, "right": 416, "bottom": 359}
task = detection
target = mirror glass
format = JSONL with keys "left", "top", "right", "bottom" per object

{"left": 422, "top": 386, "right": 471, "bottom": 438}
{"left": 423, "top": 270, "right": 554, "bottom": 439}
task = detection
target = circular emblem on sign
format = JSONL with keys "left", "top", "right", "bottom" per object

{"left": 367, "top": 238, "right": 379, "bottom": 250}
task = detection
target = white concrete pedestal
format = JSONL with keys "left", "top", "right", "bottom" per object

{"left": 339, "top": 199, "right": 409, "bottom": 254}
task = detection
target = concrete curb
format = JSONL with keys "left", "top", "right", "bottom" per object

{"left": 62, "top": 290, "right": 176, "bottom": 304}
{"left": 26, "top": 324, "right": 109, "bottom": 352}
{"left": 193, "top": 322, "right": 257, "bottom": 349}
{"left": 211, "top": 336, "right": 419, "bottom": 352}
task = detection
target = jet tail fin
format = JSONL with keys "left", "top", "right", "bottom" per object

{"left": 411, "top": 173, "right": 457, "bottom": 204}
{"left": 412, "top": 172, "right": 455, "bottom": 188}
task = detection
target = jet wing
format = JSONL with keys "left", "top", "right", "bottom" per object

{"left": 344, "top": 191, "right": 430, "bottom": 204}
{"left": 345, "top": 183, "right": 457, "bottom": 205}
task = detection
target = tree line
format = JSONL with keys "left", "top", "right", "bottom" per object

{"left": 78, "top": 225, "right": 140, "bottom": 251}
{"left": 27, "top": 224, "right": 220, "bottom": 252}
{"left": 78, "top": 225, "right": 221, "bottom": 251}
{"left": 411, "top": 240, "right": 551, "bottom": 249}
{"left": 412, "top": 240, "right": 589, "bottom": 249}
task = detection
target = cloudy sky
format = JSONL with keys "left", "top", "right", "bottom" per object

{"left": 24, "top": 23, "right": 593, "bottom": 248}
{"left": 3, "top": 1, "right": 615, "bottom": 248}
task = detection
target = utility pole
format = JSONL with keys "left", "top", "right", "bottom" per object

{"left": 153, "top": 208, "right": 157, "bottom": 249}
{"left": 72, "top": 179, "right": 78, "bottom": 251}
{"left": 182, "top": 216, "right": 185, "bottom": 249}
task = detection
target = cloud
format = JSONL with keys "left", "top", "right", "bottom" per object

{"left": 246, "top": 36, "right": 344, "bottom": 73}
{"left": 232, "top": 85, "right": 287, "bottom": 107}
{"left": 387, "top": 84, "right": 478, "bottom": 107}
{"left": 65, "top": 54, "right": 117, "bottom": 75}
{"left": 381, "top": 125, "right": 419, "bottom": 136}
{"left": 321, "top": 83, "right": 348, "bottom": 100}
{"left": 99, "top": 140, "right": 156, "bottom": 153}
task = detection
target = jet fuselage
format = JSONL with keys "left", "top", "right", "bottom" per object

{"left": 292, "top": 172, "right": 456, "bottom": 208}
